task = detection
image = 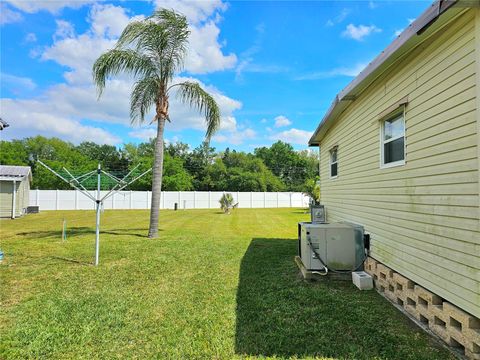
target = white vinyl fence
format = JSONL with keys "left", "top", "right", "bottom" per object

{"left": 29, "top": 190, "right": 310, "bottom": 211}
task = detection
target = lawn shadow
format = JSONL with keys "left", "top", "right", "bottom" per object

{"left": 49, "top": 256, "right": 93, "bottom": 266}
{"left": 235, "top": 238, "right": 448, "bottom": 360}
{"left": 17, "top": 227, "right": 152, "bottom": 239}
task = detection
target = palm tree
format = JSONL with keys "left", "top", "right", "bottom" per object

{"left": 92, "top": 9, "right": 221, "bottom": 238}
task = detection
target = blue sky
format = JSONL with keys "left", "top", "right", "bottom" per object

{"left": 0, "top": 0, "right": 429, "bottom": 151}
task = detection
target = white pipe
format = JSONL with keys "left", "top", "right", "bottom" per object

{"left": 94, "top": 163, "right": 101, "bottom": 266}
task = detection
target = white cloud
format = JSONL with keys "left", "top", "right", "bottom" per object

{"left": 220, "top": 115, "right": 237, "bottom": 131}
{"left": 25, "top": 32, "right": 37, "bottom": 42}
{"left": 154, "top": 0, "right": 236, "bottom": 74}
{"left": 1, "top": 73, "right": 37, "bottom": 92}
{"left": 260, "top": 118, "right": 267, "bottom": 124}
{"left": 89, "top": 3, "right": 144, "bottom": 39}
{"left": 0, "top": 98, "right": 121, "bottom": 145}
{"left": 129, "top": 128, "right": 157, "bottom": 141}
{"left": 185, "top": 20, "right": 237, "bottom": 74}
{"left": 5, "top": 0, "right": 94, "bottom": 14}
{"left": 295, "top": 62, "right": 367, "bottom": 80}
{"left": 368, "top": 1, "right": 377, "bottom": 9}
{"left": 54, "top": 19, "right": 75, "bottom": 40}
{"left": 155, "top": 0, "right": 227, "bottom": 25}
{"left": 2, "top": 2, "right": 241, "bottom": 145}
{"left": 325, "top": 8, "right": 350, "bottom": 27}
{"left": 274, "top": 115, "right": 292, "bottom": 128}
{"left": 0, "top": 3, "right": 23, "bottom": 25}
{"left": 269, "top": 128, "right": 313, "bottom": 145}
{"left": 342, "top": 24, "right": 381, "bottom": 41}
{"left": 213, "top": 127, "right": 256, "bottom": 145}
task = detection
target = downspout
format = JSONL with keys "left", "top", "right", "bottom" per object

{"left": 11, "top": 180, "right": 16, "bottom": 219}
{"left": 318, "top": 146, "right": 321, "bottom": 203}
{"left": 475, "top": 7, "right": 480, "bottom": 227}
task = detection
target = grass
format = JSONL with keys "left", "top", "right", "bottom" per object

{"left": 0, "top": 208, "right": 454, "bottom": 359}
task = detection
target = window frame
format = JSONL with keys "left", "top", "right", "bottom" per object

{"left": 329, "top": 146, "right": 338, "bottom": 179}
{"left": 380, "top": 109, "right": 406, "bottom": 169}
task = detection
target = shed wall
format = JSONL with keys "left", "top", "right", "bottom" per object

{"left": 319, "top": 9, "right": 480, "bottom": 317}
{"left": 0, "top": 181, "right": 13, "bottom": 218}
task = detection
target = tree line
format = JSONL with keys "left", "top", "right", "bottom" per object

{"left": 0, "top": 136, "right": 319, "bottom": 193}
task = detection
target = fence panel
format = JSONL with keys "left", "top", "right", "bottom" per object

{"left": 29, "top": 189, "right": 310, "bottom": 210}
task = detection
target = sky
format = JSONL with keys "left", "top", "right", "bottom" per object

{"left": 0, "top": 0, "right": 430, "bottom": 152}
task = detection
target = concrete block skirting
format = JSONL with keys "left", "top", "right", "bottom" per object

{"left": 364, "top": 257, "right": 480, "bottom": 360}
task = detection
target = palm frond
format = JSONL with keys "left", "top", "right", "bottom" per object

{"left": 151, "top": 9, "right": 189, "bottom": 78}
{"left": 115, "top": 9, "right": 189, "bottom": 82}
{"left": 130, "top": 77, "right": 161, "bottom": 125}
{"left": 173, "top": 81, "right": 221, "bottom": 139}
{"left": 92, "top": 49, "right": 156, "bottom": 96}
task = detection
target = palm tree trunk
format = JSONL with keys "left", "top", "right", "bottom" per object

{"left": 148, "top": 116, "right": 166, "bottom": 238}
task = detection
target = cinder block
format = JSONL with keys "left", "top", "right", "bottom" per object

{"left": 405, "top": 295, "right": 420, "bottom": 321}
{"left": 466, "top": 349, "right": 480, "bottom": 360}
{"left": 352, "top": 271, "right": 373, "bottom": 290}
{"left": 377, "top": 263, "right": 394, "bottom": 283}
{"left": 364, "top": 257, "right": 377, "bottom": 276}
{"left": 393, "top": 272, "right": 415, "bottom": 303}
{"left": 444, "top": 302, "right": 480, "bottom": 357}
{"left": 368, "top": 259, "right": 480, "bottom": 360}
{"left": 414, "top": 285, "right": 443, "bottom": 322}
{"left": 431, "top": 315, "right": 450, "bottom": 342}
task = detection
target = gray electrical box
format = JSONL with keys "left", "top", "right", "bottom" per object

{"left": 310, "top": 205, "right": 326, "bottom": 223}
{"left": 298, "top": 222, "right": 365, "bottom": 272}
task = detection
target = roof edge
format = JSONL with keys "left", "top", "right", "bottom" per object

{"left": 308, "top": 0, "right": 460, "bottom": 146}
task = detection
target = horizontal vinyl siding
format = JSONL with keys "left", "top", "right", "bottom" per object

{"left": 319, "top": 10, "right": 480, "bottom": 318}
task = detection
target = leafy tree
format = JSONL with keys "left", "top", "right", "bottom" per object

{"left": 0, "top": 136, "right": 96, "bottom": 190}
{"left": 254, "top": 141, "right": 318, "bottom": 191}
{"left": 303, "top": 177, "right": 320, "bottom": 204}
{"left": 0, "top": 140, "right": 29, "bottom": 166}
{"left": 76, "top": 142, "right": 128, "bottom": 171}
{"left": 93, "top": 9, "right": 221, "bottom": 238}
{"left": 165, "top": 141, "right": 189, "bottom": 161}
{"left": 123, "top": 143, "right": 192, "bottom": 191}
{"left": 217, "top": 151, "right": 285, "bottom": 192}
{"left": 186, "top": 141, "right": 217, "bottom": 190}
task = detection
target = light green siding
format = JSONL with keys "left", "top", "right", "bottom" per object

{"left": 0, "top": 181, "right": 14, "bottom": 218}
{"left": 0, "top": 179, "right": 30, "bottom": 218}
{"left": 318, "top": 9, "right": 480, "bottom": 318}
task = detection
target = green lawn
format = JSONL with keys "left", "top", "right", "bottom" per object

{"left": 0, "top": 209, "right": 453, "bottom": 359}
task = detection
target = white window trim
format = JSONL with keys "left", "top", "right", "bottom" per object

{"left": 380, "top": 110, "right": 406, "bottom": 169}
{"left": 330, "top": 147, "right": 338, "bottom": 179}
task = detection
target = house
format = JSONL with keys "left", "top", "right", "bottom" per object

{"left": 308, "top": 1, "right": 479, "bottom": 357}
{"left": 0, "top": 166, "right": 32, "bottom": 218}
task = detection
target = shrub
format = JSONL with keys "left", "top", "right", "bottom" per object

{"left": 219, "top": 193, "right": 234, "bottom": 213}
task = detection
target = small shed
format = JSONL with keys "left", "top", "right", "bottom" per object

{"left": 0, "top": 165, "right": 32, "bottom": 218}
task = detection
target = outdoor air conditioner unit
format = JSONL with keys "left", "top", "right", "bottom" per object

{"left": 298, "top": 222, "right": 365, "bottom": 273}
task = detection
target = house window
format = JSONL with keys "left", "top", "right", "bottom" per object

{"left": 381, "top": 112, "right": 405, "bottom": 167}
{"left": 330, "top": 147, "right": 338, "bottom": 178}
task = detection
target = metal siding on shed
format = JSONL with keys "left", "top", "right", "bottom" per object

{"left": 318, "top": 10, "right": 480, "bottom": 318}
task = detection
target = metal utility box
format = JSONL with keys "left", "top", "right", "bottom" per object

{"left": 298, "top": 222, "right": 365, "bottom": 272}
{"left": 310, "top": 205, "right": 326, "bottom": 223}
